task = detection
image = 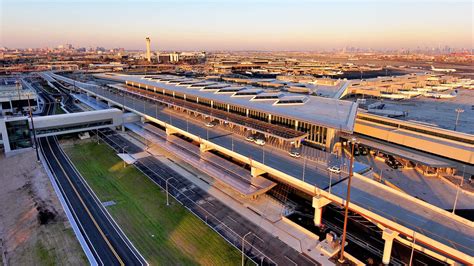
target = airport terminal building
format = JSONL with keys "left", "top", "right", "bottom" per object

{"left": 95, "top": 73, "right": 359, "bottom": 150}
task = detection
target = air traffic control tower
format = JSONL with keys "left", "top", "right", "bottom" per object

{"left": 145, "top": 37, "right": 151, "bottom": 62}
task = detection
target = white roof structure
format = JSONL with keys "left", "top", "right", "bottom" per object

{"left": 95, "top": 73, "right": 359, "bottom": 132}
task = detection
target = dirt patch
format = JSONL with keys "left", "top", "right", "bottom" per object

{"left": 0, "top": 150, "right": 86, "bottom": 265}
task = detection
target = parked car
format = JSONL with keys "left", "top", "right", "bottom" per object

{"left": 361, "top": 147, "right": 369, "bottom": 155}
{"left": 327, "top": 166, "right": 341, "bottom": 174}
{"left": 245, "top": 134, "right": 255, "bottom": 142}
{"left": 254, "top": 138, "right": 266, "bottom": 146}
{"left": 353, "top": 147, "right": 360, "bottom": 156}
{"left": 205, "top": 120, "right": 218, "bottom": 128}
{"left": 385, "top": 159, "right": 398, "bottom": 169}
{"left": 289, "top": 150, "right": 301, "bottom": 158}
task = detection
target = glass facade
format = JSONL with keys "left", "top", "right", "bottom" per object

{"left": 129, "top": 83, "right": 330, "bottom": 146}
{"left": 6, "top": 119, "right": 32, "bottom": 150}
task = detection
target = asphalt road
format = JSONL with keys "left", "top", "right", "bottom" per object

{"left": 81, "top": 84, "right": 348, "bottom": 190}
{"left": 98, "top": 129, "right": 321, "bottom": 266}
{"left": 37, "top": 85, "right": 146, "bottom": 266}
{"left": 49, "top": 73, "right": 474, "bottom": 263}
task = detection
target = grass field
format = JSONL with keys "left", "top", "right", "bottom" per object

{"left": 65, "top": 141, "right": 243, "bottom": 265}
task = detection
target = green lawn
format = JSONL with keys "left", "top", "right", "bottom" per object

{"left": 65, "top": 142, "right": 243, "bottom": 266}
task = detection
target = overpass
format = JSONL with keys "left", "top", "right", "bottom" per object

{"left": 49, "top": 72, "right": 474, "bottom": 265}
{"left": 0, "top": 108, "right": 125, "bottom": 153}
{"left": 354, "top": 112, "right": 474, "bottom": 165}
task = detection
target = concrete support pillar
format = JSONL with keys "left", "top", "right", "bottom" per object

{"left": 295, "top": 120, "right": 298, "bottom": 130}
{"left": 165, "top": 127, "right": 177, "bottom": 136}
{"left": 0, "top": 119, "right": 11, "bottom": 153}
{"left": 382, "top": 228, "right": 399, "bottom": 265}
{"left": 200, "top": 143, "right": 212, "bottom": 152}
{"left": 268, "top": 114, "right": 272, "bottom": 123}
{"left": 295, "top": 140, "right": 301, "bottom": 148}
{"left": 140, "top": 117, "right": 147, "bottom": 124}
{"left": 312, "top": 196, "right": 331, "bottom": 226}
{"left": 325, "top": 128, "right": 336, "bottom": 151}
{"left": 250, "top": 166, "right": 266, "bottom": 177}
{"left": 246, "top": 109, "right": 249, "bottom": 117}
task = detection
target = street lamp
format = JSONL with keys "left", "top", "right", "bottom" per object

{"left": 302, "top": 156, "right": 307, "bottom": 182}
{"left": 27, "top": 94, "right": 40, "bottom": 162}
{"left": 452, "top": 165, "right": 465, "bottom": 214}
{"left": 454, "top": 108, "right": 464, "bottom": 131}
{"left": 122, "top": 145, "right": 128, "bottom": 168}
{"left": 242, "top": 232, "right": 252, "bottom": 266}
{"left": 338, "top": 137, "right": 356, "bottom": 264}
{"left": 231, "top": 133, "right": 234, "bottom": 151}
{"left": 166, "top": 176, "right": 175, "bottom": 206}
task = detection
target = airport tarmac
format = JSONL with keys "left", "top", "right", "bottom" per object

{"left": 363, "top": 88, "right": 474, "bottom": 134}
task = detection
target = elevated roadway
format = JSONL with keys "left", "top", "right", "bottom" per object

{"left": 50, "top": 72, "right": 474, "bottom": 264}
{"left": 37, "top": 80, "right": 146, "bottom": 266}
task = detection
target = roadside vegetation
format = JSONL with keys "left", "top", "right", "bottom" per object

{"left": 65, "top": 141, "right": 242, "bottom": 265}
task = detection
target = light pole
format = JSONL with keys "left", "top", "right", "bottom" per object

{"left": 452, "top": 165, "right": 465, "bottom": 214}
{"left": 27, "top": 94, "right": 40, "bottom": 162}
{"left": 338, "top": 137, "right": 356, "bottom": 264}
{"left": 231, "top": 134, "right": 234, "bottom": 151}
{"left": 329, "top": 171, "right": 333, "bottom": 194}
{"left": 166, "top": 177, "right": 174, "bottom": 206}
{"left": 169, "top": 107, "right": 172, "bottom": 125}
{"left": 454, "top": 108, "right": 464, "bottom": 131}
{"left": 122, "top": 145, "right": 128, "bottom": 168}
{"left": 186, "top": 114, "right": 189, "bottom": 132}
{"left": 408, "top": 232, "right": 416, "bottom": 266}
{"left": 242, "top": 232, "right": 252, "bottom": 266}
{"left": 302, "top": 157, "right": 307, "bottom": 182}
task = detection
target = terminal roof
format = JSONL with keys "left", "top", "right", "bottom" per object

{"left": 97, "top": 73, "right": 358, "bottom": 132}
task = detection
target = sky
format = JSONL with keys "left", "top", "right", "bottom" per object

{"left": 0, "top": 0, "right": 472, "bottom": 51}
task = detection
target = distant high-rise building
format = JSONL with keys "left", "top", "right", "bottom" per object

{"left": 145, "top": 37, "right": 151, "bottom": 62}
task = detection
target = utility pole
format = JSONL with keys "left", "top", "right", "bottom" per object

{"left": 338, "top": 137, "right": 356, "bottom": 264}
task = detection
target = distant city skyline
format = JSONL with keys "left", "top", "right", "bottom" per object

{"left": 1, "top": 0, "right": 472, "bottom": 51}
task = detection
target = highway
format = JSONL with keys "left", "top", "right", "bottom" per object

{"left": 37, "top": 85, "right": 146, "bottom": 266}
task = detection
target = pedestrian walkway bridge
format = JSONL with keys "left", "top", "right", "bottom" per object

{"left": 34, "top": 108, "right": 123, "bottom": 137}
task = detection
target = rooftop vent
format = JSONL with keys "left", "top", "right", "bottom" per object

{"left": 250, "top": 93, "right": 283, "bottom": 101}
{"left": 215, "top": 86, "right": 244, "bottom": 94}
{"left": 273, "top": 96, "right": 309, "bottom": 105}
{"left": 232, "top": 89, "right": 263, "bottom": 97}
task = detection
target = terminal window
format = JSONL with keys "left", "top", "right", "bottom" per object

{"left": 6, "top": 119, "right": 32, "bottom": 150}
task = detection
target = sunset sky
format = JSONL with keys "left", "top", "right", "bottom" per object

{"left": 1, "top": 0, "right": 472, "bottom": 50}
